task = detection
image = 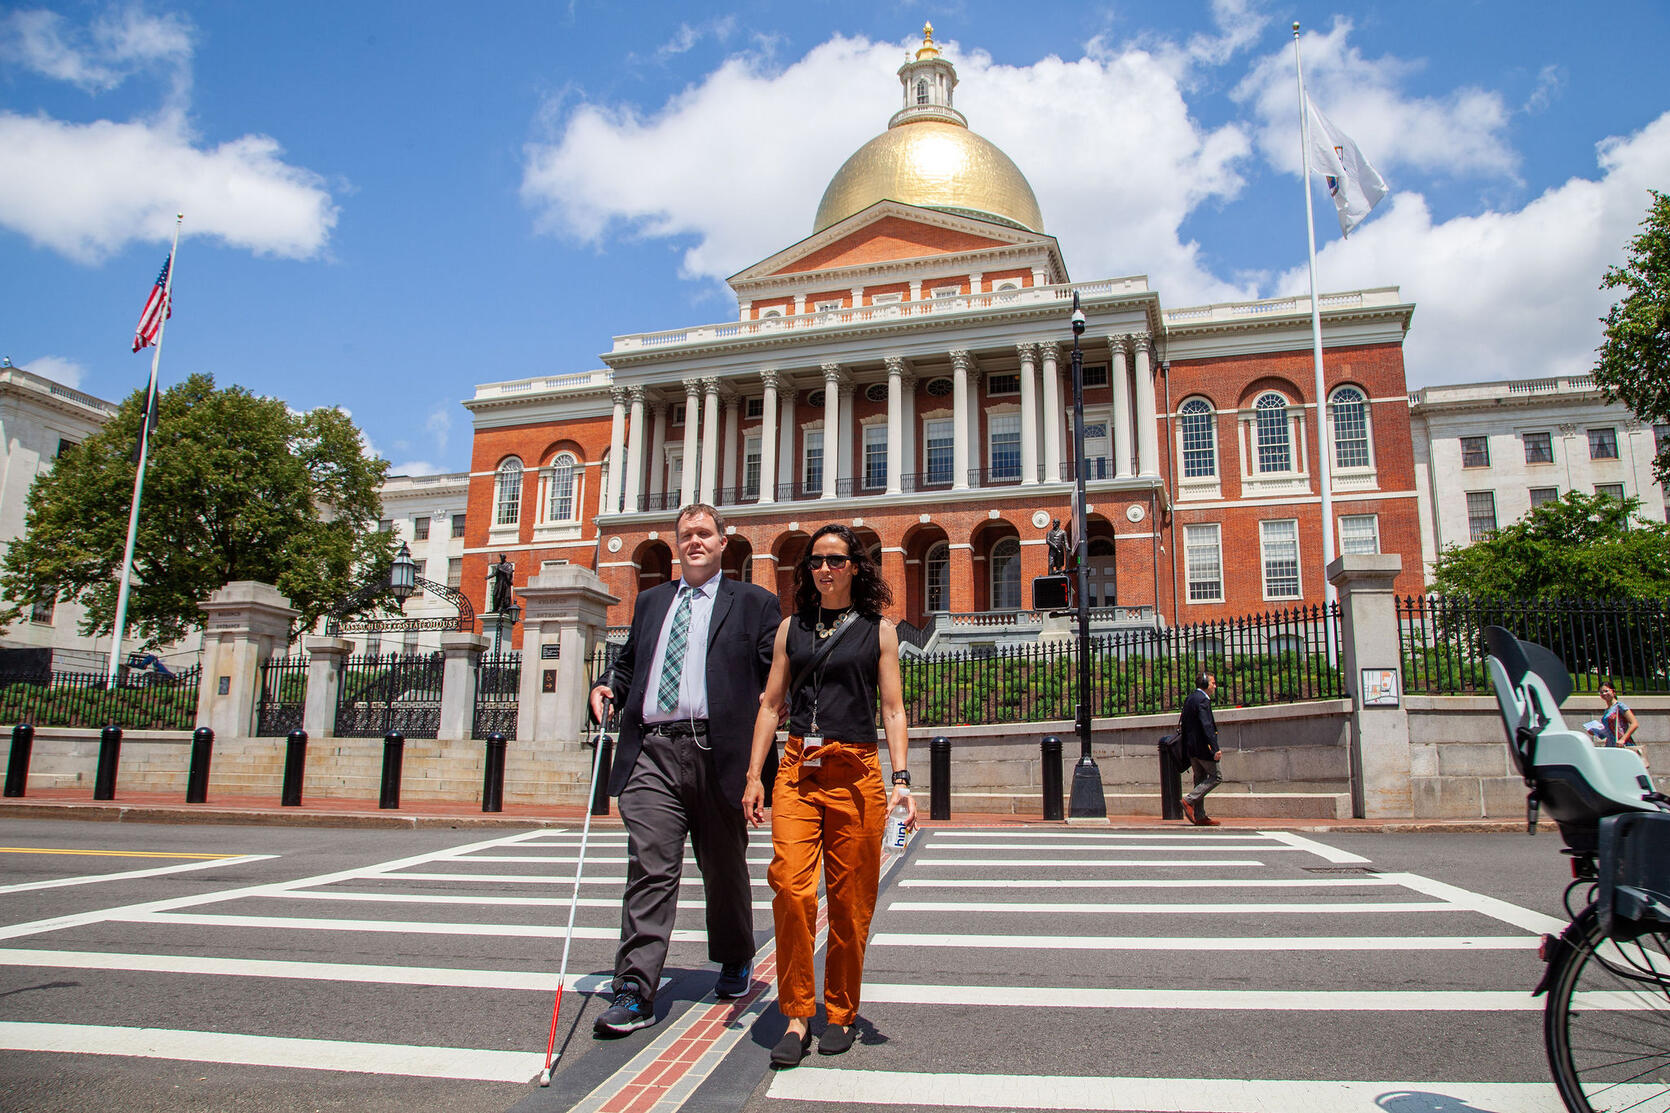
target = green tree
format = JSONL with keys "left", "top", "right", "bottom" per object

{"left": 1594, "top": 189, "right": 1670, "bottom": 482}
{"left": 1, "top": 373, "right": 395, "bottom": 648}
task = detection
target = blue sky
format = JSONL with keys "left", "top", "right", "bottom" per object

{"left": 3, "top": 1, "right": 1668, "bottom": 476}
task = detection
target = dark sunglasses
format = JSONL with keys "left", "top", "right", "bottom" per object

{"left": 805, "top": 553, "right": 851, "bottom": 570}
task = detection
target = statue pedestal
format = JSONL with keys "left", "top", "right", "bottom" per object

{"left": 1038, "top": 613, "right": 1075, "bottom": 645}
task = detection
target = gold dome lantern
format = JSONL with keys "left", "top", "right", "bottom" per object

{"left": 811, "top": 25, "right": 1045, "bottom": 235}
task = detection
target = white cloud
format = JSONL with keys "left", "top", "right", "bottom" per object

{"left": 388, "top": 460, "right": 446, "bottom": 477}
{"left": 19, "top": 355, "right": 87, "bottom": 388}
{"left": 1, "top": 7, "right": 192, "bottom": 95}
{"left": 1277, "top": 111, "right": 1670, "bottom": 388}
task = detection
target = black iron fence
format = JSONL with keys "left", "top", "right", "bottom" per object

{"left": 473, "top": 652, "right": 520, "bottom": 739}
{"left": 900, "top": 605, "right": 1342, "bottom": 726}
{"left": 0, "top": 665, "right": 201, "bottom": 730}
{"left": 1399, "top": 596, "right": 1670, "bottom": 695}
{"left": 255, "top": 655, "right": 308, "bottom": 736}
{"left": 334, "top": 652, "right": 444, "bottom": 738}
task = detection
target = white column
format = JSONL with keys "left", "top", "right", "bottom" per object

{"left": 758, "top": 370, "right": 779, "bottom": 504}
{"left": 700, "top": 378, "right": 721, "bottom": 505}
{"left": 885, "top": 356, "right": 907, "bottom": 495}
{"left": 779, "top": 384, "right": 797, "bottom": 498}
{"left": 1041, "top": 341, "right": 1063, "bottom": 483}
{"left": 951, "top": 349, "right": 973, "bottom": 491}
{"left": 1017, "top": 343, "right": 1039, "bottom": 485}
{"left": 1134, "top": 332, "right": 1159, "bottom": 477}
{"left": 647, "top": 401, "right": 667, "bottom": 502}
{"left": 837, "top": 376, "right": 854, "bottom": 489}
{"left": 821, "top": 363, "right": 842, "bottom": 499}
{"left": 680, "top": 379, "right": 700, "bottom": 507}
{"left": 1109, "top": 336, "right": 1133, "bottom": 479}
{"left": 721, "top": 392, "right": 740, "bottom": 503}
{"left": 623, "top": 386, "right": 645, "bottom": 513}
{"left": 606, "top": 386, "right": 628, "bottom": 514}
{"left": 902, "top": 368, "right": 918, "bottom": 487}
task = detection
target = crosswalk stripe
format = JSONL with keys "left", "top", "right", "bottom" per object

{"left": 766, "top": 1069, "right": 1568, "bottom": 1112}
{"left": 1381, "top": 872, "right": 1567, "bottom": 934}
{"left": 922, "top": 843, "right": 1307, "bottom": 852}
{"left": 1260, "top": 831, "right": 1372, "bottom": 864}
{"left": 113, "top": 911, "right": 704, "bottom": 941}
{"left": 385, "top": 871, "right": 771, "bottom": 887}
{"left": 0, "top": 1021, "right": 542, "bottom": 1083}
{"left": 0, "top": 855, "right": 276, "bottom": 896}
{"left": 913, "top": 858, "right": 1265, "bottom": 868}
{"left": 463, "top": 855, "right": 775, "bottom": 864}
{"left": 897, "top": 878, "right": 1395, "bottom": 889}
{"left": 273, "top": 890, "right": 774, "bottom": 911}
{"left": 928, "top": 832, "right": 1276, "bottom": 841}
{"left": 857, "top": 984, "right": 1542, "bottom": 1010}
{"left": 870, "top": 933, "right": 1536, "bottom": 951}
{"left": 886, "top": 900, "right": 1456, "bottom": 915}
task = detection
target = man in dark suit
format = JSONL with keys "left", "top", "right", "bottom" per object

{"left": 587, "top": 503, "right": 780, "bottom": 1036}
{"left": 1179, "top": 672, "right": 1222, "bottom": 827}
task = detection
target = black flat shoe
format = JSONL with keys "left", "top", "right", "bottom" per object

{"left": 770, "top": 1028, "right": 812, "bottom": 1067}
{"left": 818, "top": 1023, "right": 855, "bottom": 1055}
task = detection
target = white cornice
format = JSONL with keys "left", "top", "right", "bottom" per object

{"left": 733, "top": 242, "right": 1065, "bottom": 300}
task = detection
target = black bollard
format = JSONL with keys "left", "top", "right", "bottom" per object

{"left": 482, "top": 732, "right": 507, "bottom": 813}
{"left": 4, "top": 723, "right": 34, "bottom": 797}
{"left": 1041, "top": 735, "right": 1064, "bottom": 821}
{"left": 93, "top": 725, "right": 122, "bottom": 800}
{"left": 281, "top": 729, "right": 308, "bottom": 807}
{"left": 1158, "top": 737, "right": 1184, "bottom": 821}
{"left": 590, "top": 732, "right": 613, "bottom": 816}
{"left": 186, "top": 727, "right": 214, "bottom": 804}
{"left": 930, "top": 735, "right": 951, "bottom": 821}
{"left": 378, "top": 731, "right": 405, "bottom": 810}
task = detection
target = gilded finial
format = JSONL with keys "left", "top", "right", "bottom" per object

{"left": 915, "top": 21, "right": 940, "bottom": 60}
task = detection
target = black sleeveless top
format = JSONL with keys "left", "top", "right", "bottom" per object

{"left": 785, "top": 610, "right": 881, "bottom": 743}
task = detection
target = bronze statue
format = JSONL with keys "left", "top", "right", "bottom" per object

{"left": 1045, "top": 519, "right": 1070, "bottom": 575}
{"left": 489, "top": 553, "right": 515, "bottom": 613}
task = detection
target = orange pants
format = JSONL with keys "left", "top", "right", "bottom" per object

{"left": 768, "top": 736, "right": 886, "bottom": 1025}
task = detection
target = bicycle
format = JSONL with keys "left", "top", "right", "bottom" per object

{"left": 1485, "top": 625, "right": 1670, "bottom": 1112}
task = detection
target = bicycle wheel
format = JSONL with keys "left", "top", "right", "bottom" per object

{"left": 1546, "top": 906, "right": 1670, "bottom": 1112}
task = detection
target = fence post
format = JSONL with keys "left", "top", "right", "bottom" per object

{"left": 1327, "top": 554, "right": 1412, "bottom": 819}
{"left": 4, "top": 723, "right": 34, "bottom": 797}
{"left": 1157, "top": 738, "right": 1183, "bottom": 820}
{"left": 281, "top": 729, "right": 307, "bottom": 806}
{"left": 186, "top": 727, "right": 213, "bottom": 803}
{"left": 379, "top": 731, "right": 405, "bottom": 809}
{"left": 482, "top": 732, "right": 507, "bottom": 813}
{"left": 930, "top": 735, "right": 951, "bottom": 821}
{"left": 590, "top": 731, "right": 613, "bottom": 816}
{"left": 93, "top": 725, "right": 122, "bottom": 800}
{"left": 1040, "top": 735, "right": 1063, "bottom": 821}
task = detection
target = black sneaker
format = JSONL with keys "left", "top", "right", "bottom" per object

{"left": 714, "top": 961, "right": 753, "bottom": 999}
{"left": 593, "top": 989, "right": 655, "bottom": 1036}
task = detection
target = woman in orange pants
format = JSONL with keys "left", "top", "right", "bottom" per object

{"left": 742, "top": 524, "right": 913, "bottom": 1068}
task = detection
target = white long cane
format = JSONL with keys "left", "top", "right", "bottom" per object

{"left": 537, "top": 696, "right": 612, "bottom": 1087}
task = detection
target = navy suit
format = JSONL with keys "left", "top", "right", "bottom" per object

{"left": 601, "top": 574, "right": 781, "bottom": 1001}
{"left": 1181, "top": 684, "right": 1222, "bottom": 818}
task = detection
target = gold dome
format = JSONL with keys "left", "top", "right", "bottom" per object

{"left": 812, "top": 119, "right": 1045, "bottom": 234}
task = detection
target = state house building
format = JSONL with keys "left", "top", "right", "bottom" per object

{"left": 463, "top": 28, "right": 1425, "bottom": 644}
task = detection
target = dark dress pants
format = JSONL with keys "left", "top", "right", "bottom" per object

{"left": 1185, "top": 757, "right": 1222, "bottom": 817}
{"left": 614, "top": 730, "right": 755, "bottom": 1000}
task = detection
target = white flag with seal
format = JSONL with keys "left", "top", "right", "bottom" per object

{"left": 1306, "top": 94, "right": 1388, "bottom": 236}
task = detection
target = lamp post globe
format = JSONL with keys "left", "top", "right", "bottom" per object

{"left": 390, "top": 542, "right": 418, "bottom": 601}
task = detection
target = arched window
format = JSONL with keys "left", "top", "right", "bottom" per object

{"left": 916, "top": 79, "right": 929, "bottom": 105}
{"left": 547, "top": 452, "right": 578, "bottom": 522}
{"left": 1179, "top": 398, "right": 1217, "bottom": 478}
{"left": 495, "top": 457, "right": 523, "bottom": 527}
{"left": 1330, "top": 386, "right": 1371, "bottom": 468}
{"left": 925, "top": 542, "right": 949, "bottom": 613}
{"left": 990, "top": 537, "right": 1021, "bottom": 611}
{"left": 1254, "top": 392, "right": 1291, "bottom": 473}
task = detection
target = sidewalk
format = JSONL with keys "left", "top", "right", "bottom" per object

{"left": 0, "top": 787, "right": 1541, "bottom": 833}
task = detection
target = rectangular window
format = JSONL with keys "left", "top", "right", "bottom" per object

{"left": 1260, "top": 519, "right": 1301, "bottom": 599}
{"left": 1595, "top": 482, "right": 1626, "bottom": 502}
{"left": 1466, "top": 491, "right": 1497, "bottom": 542}
{"left": 29, "top": 594, "right": 54, "bottom": 625}
{"left": 924, "top": 419, "right": 953, "bottom": 485}
{"left": 870, "top": 292, "right": 903, "bottom": 305}
{"left": 743, "top": 434, "right": 761, "bottom": 499}
{"left": 451, "top": 513, "right": 467, "bottom": 538}
{"left": 56, "top": 438, "right": 75, "bottom": 458}
{"left": 1529, "top": 486, "right": 1560, "bottom": 509}
{"left": 1523, "top": 431, "right": 1554, "bottom": 464}
{"left": 931, "top": 286, "right": 961, "bottom": 298}
{"left": 377, "top": 518, "right": 393, "bottom": 533}
{"left": 1082, "top": 365, "right": 1109, "bottom": 387}
{"left": 671, "top": 403, "right": 685, "bottom": 425}
{"left": 745, "top": 397, "right": 764, "bottom": 420}
{"left": 988, "top": 414, "right": 1021, "bottom": 480}
{"left": 1184, "top": 524, "right": 1222, "bottom": 603}
{"left": 863, "top": 425, "right": 887, "bottom": 489}
{"left": 987, "top": 373, "right": 1020, "bottom": 396}
{"left": 414, "top": 516, "right": 430, "bottom": 541}
{"left": 1589, "top": 427, "right": 1619, "bottom": 459}
{"left": 447, "top": 558, "right": 462, "bottom": 588}
{"left": 1656, "top": 424, "right": 1670, "bottom": 456}
{"left": 804, "top": 430, "right": 823, "bottom": 490}
{"left": 1460, "top": 436, "right": 1490, "bottom": 468}
{"left": 814, "top": 300, "right": 842, "bottom": 312}
{"left": 1339, "top": 514, "right": 1380, "bottom": 555}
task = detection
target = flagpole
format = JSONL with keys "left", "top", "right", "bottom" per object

{"left": 1293, "top": 24, "right": 1339, "bottom": 638}
{"left": 106, "top": 213, "right": 182, "bottom": 689}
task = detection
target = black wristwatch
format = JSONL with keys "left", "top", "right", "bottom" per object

{"left": 891, "top": 770, "right": 911, "bottom": 787}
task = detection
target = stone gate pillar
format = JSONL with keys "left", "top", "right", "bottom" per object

{"left": 196, "top": 582, "right": 300, "bottom": 739}
{"left": 1327, "top": 553, "right": 1412, "bottom": 819}
{"left": 515, "top": 566, "right": 619, "bottom": 745}
{"left": 439, "top": 632, "right": 490, "bottom": 741}
{"left": 301, "top": 637, "right": 353, "bottom": 738}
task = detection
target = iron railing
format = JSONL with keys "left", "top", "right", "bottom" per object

{"left": 255, "top": 655, "right": 308, "bottom": 736}
{"left": 334, "top": 652, "right": 444, "bottom": 738}
{"left": 472, "top": 651, "right": 520, "bottom": 739}
{"left": 1399, "top": 596, "right": 1670, "bottom": 695}
{"left": 0, "top": 664, "right": 201, "bottom": 731}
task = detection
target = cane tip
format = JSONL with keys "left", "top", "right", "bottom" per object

{"left": 538, "top": 1069, "right": 552, "bottom": 1087}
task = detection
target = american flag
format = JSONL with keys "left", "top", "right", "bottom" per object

{"left": 131, "top": 257, "right": 172, "bottom": 353}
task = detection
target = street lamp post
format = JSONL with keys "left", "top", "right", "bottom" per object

{"left": 492, "top": 600, "right": 521, "bottom": 658}
{"left": 1067, "top": 292, "right": 1107, "bottom": 820}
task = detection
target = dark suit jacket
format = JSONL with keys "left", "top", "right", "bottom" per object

{"left": 1181, "top": 686, "right": 1219, "bottom": 761}
{"left": 603, "top": 575, "right": 781, "bottom": 806}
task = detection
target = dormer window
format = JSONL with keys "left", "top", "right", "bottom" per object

{"left": 917, "top": 79, "right": 929, "bottom": 105}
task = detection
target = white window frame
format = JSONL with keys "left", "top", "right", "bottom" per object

{"left": 990, "top": 537, "right": 1022, "bottom": 611}
{"left": 870, "top": 292, "right": 903, "bottom": 306}
{"left": 493, "top": 458, "right": 523, "bottom": 529}
{"left": 1239, "top": 392, "right": 1308, "bottom": 497}
{"left": 1466, "top": 490, "right": 1497, "bottom": 542}
{"left": 987, "top": 410, "right": 1022, "bottom": 481}
{"left": 1460, "top": 435, "right": 1490, "bottom": 469}
{"left": 1328, "top": 386, "right": 1374, "bottom": 473}
{"left": 1183, "top": 523, "right": 1223, "bottom": 604}
{"left": 925, "top": 542, "right": 949, "bottom": 612}
{"left": 862, "top": 422, "right": 888, "bottom": 490}
{"left": 803, "top": 426, "right": 824, "bottom": 490}
{"left": 923, "top": 417, "right": 954, "bottom": 485}
{"left": 1259, "top": 518, "right": 1301, "bottom": 600}
{"left": 1177, "top": 397, "right": 1218, "bottom": 500}
{"left": 1254, "top": 393, "right": 1293, "bottom": 474}
{"left": 545, "top": 452, "right": 579, "bottom": 523}
{"left": 1338, "top": 514, "right": 1380, "bottom": 555}
{"left": 1523, "top": 430, "right": 1555, "bottom": 465}
{"left": 743, "top": 433, "right": 762, "bottom": 499}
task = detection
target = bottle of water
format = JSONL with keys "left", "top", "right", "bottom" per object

{"left": 883, "top": 789, "right": 911, "bottom": 856}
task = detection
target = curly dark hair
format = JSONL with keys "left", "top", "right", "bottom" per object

{"left": 793, "top": 524, "right": 894, "bottom": 618}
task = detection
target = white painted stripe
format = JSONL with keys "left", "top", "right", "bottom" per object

{"left": 898, "top": 878, "right": 1396, "bottom": 890}
{"left": 768, "top": 1069, "right": 1571, "bottom": 1112}
{"left": 386, "top": 871, "right": 771, "bottom": 887}
{"left": 274, "top": 890, "right": 774, "bottom": 911}
{"left": 1383, "top": 872, "right": 1568, "bottom": 934}
{"left": 859, "top": 984, "right": 1543, "bottom": 1011}
{"left": 913, "top": 858, "right": 1265, "bottom": 868}
{"left": 0, "top": 1021, "right": 542, "bottom": 1083}
{"left": 929, "top": 832, "right": 1277, "bottom": 841}
{"left": 1260, "top": 830, "right": 1372, "bottom": 864}
{"left": 463, "top": 855, "right": 774, "bottom": 865}
{"left": 0, "top": 854, "right": 276, "bottom": 895}
{"left": 870, "top": 933, "right": 1537, "bottom": 951}
{"left": 919, "top": 843, "right": 1306, "bottom": 852}
{"left": 0, "top": 948, "right": 661, "bottom": 994}
{"left": 115, "top": 910, "right": 707, "bottom": 942}
{"left": 886, "top": 901, "right": 1456, "bottom": 915}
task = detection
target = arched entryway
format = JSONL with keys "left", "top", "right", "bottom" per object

{"left": 771, "top": 530, "right": 811, "bottom": 616}
{"left": 634, "top": 539, "right": 673, "bottom": 593}
{"left": 1084, "top": 513, "right": 1118, "bottom": 609}
{"left": 971, "top": 519, "right": 1021, "bottom": 612}
{"left": 721, "top": 534, "right": 754, "bottom": 583}
{"left": 901, "top": 522, "right": 950, "bottom": 624}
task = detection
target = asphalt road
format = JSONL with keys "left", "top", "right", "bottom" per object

{"left": 0, "top": 818, "right": 1588, "bottom": 1113}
